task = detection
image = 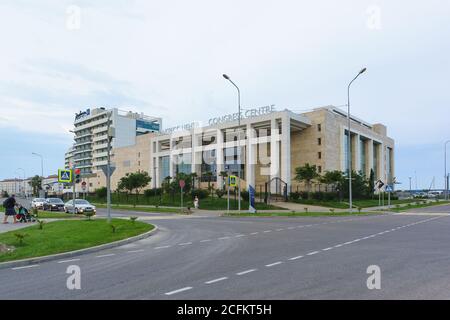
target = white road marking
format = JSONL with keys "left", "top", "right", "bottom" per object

{"left": 263, "top": 230, "right": 272, "bottom": 233}
{"left": 265, "top": 261, "right": 283, "bottom": 267}
{"left": 12, "top": 265, "right": 39, "bottom": 270}
{"left": 127, "top": 249, "right": 144, "bottom": 253}
{"left": 236, "top": 269, "right": 257, "bottom": 275}
{"left": 200, "top": 239, "right": 211, "bottom": 242}
{"left": 322, "top": 247, "right": 333, "bottom": 251}
{"left": 218, "top": 236, "right": 230, "bottom": 240}
{"left": 250, "top": 232, "right": 259, "bottom": 235}
{"left": 307, "top": 251, "right": 319, "bottom": 256}
{"left": 57, "top": 258, "right": 80, "bottom": 264}
{"left": 154, "top": 245, "right": 171, "bottom": 249}
{"left": 334, "top": 244, "right": 343, "bottom": 248}
{"left": 288, "top": 255, "right": 304, "bottom": 260}
{"left": 165, "top": 287, "right": 193, "bottom": 295}
{"left": 275, "top": 228, "right": 284, "bottom": 231}
{"left": 205, "top": 277, "right": 228, "bottom": 284}
{"left": 234, "top": 234, "right": 246, "bottom": 238}
{"left": 179, "top": 242, "right": 192, "bottom": 246}
{"left": 96, "top": 253, "right": 115, "bottom": 258}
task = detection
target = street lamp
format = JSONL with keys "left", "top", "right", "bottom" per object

{"left": 445, "top": 140, "right": 450, "bottom": 200}
{"left": 223, "top": 73, "right": 242, "bottom": 211}
{"left": 347, "top": 67, "right": 367, "bottom": 214}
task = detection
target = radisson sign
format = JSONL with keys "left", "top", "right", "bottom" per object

{"left": 208, "top": 104, "right": 275, "bottom": 126}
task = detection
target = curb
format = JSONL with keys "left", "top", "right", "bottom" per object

{"left": 0, "top": 225, "right": 158, "bottom": 270}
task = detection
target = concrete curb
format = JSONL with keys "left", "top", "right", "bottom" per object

{"left": 0, "top": 225, "right": 158, "bottom": 270}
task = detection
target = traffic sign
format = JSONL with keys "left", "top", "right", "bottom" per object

{"left": 179, "top": 179, "right": 185, "bottom": 189}
{"left": 385, "top": 185, "right": 393, "bottom": 192}
{"left": 99, "top": 165, "right": 116, "bottom": 177}
{"left": 81, "top": 181, "right": 87, "bottom": 190}
{"left": 58, "top": 169, "right": 72, "bottom": 183}
{"left": 229, "top": 175, "right": 237, "bottom": 187}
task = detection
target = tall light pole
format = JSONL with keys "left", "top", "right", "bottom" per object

{"left": 445, "top": 140, "right": 450, "bottom": 200}
{"left": 223, "top": 73, "right": 242, "bottom": 211}
{"left": 347, "top": 67, "right": 367, "bottom": 214}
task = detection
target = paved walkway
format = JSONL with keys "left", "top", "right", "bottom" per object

{"left": 0, "top": 214, "right": 37, "bottom": 234}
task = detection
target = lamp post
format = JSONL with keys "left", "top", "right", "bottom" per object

{"left": 223, "top": 73, "right": 242, "bottom": 211}
{"left": 347, "top": 67, "right": 367, "bottom": 214}
{"left": 445, "top": 140, "right": 450, "bottom": 200}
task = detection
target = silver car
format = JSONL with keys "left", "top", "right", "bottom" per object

{"left": 31, "top": 198, "right": 47, "bottom": 209}
{"left": 64, "top": 199, "right": 96, "bottom": 214}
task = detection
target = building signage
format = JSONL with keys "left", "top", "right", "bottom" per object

{"left": 208, "top": 105, "right": 276, "bottom": 126}
{"left": 162, "top": 122, "right": 200, "bottom": 134}
{"left": 75, "top": 108, "right": 91, "bottom": 121}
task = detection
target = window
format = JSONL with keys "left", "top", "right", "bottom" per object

{"left": 318, "top": 138, "right": 322, "bottom": 146}
{"left": 318, "top": 152, "right": 322, "bottom": 159}
{"left": 317, "top": 124, "right": 322, "bottom": 132}
{"left": 318, "top": 166, "right": 322, "bottom": 173}
{"left": 138, "top": 161, "right": 141, "bottom": 166}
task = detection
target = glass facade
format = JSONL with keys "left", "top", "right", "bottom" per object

{"left": 175, "top": 153, "right": 191, "bottom": 175}
{"left": 159, "top": 156, "right": 170, "bottom": 180}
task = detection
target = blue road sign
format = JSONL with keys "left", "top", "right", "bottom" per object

{"left": 385, "top": 185, "right": 393, "bottom": 192}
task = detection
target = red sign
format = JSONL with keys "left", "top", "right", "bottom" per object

{"left": 74, "top": 168, "right": 81, "bottom": 174}
{"left": 179, "top": 180, "right": 185, "bottom": 189}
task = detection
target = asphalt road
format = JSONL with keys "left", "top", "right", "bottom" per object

{"left": 1, "top": 204, "right": 450, "bottom": 299}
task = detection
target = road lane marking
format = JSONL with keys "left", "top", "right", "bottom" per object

{"left": 234, "top": 234, "right": 246, "bottom": 238}
{"left": 96, "top": 253, "right": 115, "bottom": 258}
{"left": 205, "top": 277, "right": 228, "bottom": 284}
{"left": 288, "top": 255, "right": 304, "bottom": 260}
{"left": 275, "top": 228, "right": 284, "bottom": 231}
{"left": 200, "top": 239, "right": 211, "bottom": 242}
{"left": 154, "top": 245, "right": 171, "bottom": 249}
{"left": 127, "top": 249, "right": 144, "bottom": 253}
{"left": 263, "top": 230, "right": 272, "bottom": 233}
{"left": 179, "top": 242, "right": 192, "bottom": 246}
{"left": 12, "top": 265, "right": 39, "bottom": 270}
{"left": 307, "top": 251, "right": 319, "bottom": 256}
{"left": 218, "top": 236, "right": 230, "bottom": 240}
{"left": 334, "top": 244, "right": 343, "bottom": 248}
{"left": 322, "top": 247, "right": 333, "bottom": 251}
{"left": 287, "top": 227, "right": 295, "bottom": 230}
{"left": 57, "top": 258, "right": 80, "bottom": 263}
{"left": 236, "top": 269, "right": 257, "bottom": 275}
{"left": 250, "top": 232, "right": 259, "bottom": 235}
{"left": 165, "top": 287, "right": 193, "bottom": 295}
{"left": 265, "top": 261, "right": 283, "bottom": 267}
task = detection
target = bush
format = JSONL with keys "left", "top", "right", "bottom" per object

{"left": 290, "top": 192, "right": 300, "bottom": 201}
{"left": 95, "top": 187, "right": 107, "bottom": 199}
{"left": 299, "top": 191, "right": 309, "bottom": 200}
{"left": 312, "top": 192, "right": 324, "bottom": 200}
{"left": 191, "top": 189, "right": 209, "bottom": 199}
{"left": 144, "top": 188, "right": 162, "bottom": 197}
{"left": 215, "top": 189, "right": 225, "bottom": 199}
{"left": 240, "top": 190, "right": 250, "bottom": 202}
{"left": 323, "top": 192, "right": 337, "bottom": 201}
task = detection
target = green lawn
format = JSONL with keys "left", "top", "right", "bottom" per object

{"left": 0, "top": 219, "right": 153, "bottom": 263}
{"left": 35, "top": 211, "right": 81, "bottom": 219}
{"left": 89, "top": 194, "right": 283, "bottom": 211}
{"left": 94, "top": 204, "right": 182, "bottom": 214}
{"left": 224, "top": 211, "right": 380, "bottom": 217}
{"left": 388, "top": 200, "right": 450, "bottom": 212}
{"left": 291, "top": 199, "right": 349, "bottom": 209}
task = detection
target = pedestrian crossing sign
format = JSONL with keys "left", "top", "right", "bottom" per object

{"left": 229, "top": 175, "right": 237, "bottom": 187}
{"left": 385, "top": 185, "right": 393, "bottom": 192}
{"left": 58, "top": 169, "right": 72, "bottom": 183}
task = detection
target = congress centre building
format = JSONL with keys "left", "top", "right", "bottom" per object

{"left": 140, "top": 105, "right": 395, "bottom": 194}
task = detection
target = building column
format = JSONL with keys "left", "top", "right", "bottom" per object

{"left": 353, "top": 133, "right": 360, "bottom": 173}
{"left": 246, "top": 123, "right": 256, "bottom": 189}
{"left": 281, "top": 116, "right": 291, "bottom": 193}
{"left": 367, "top": 139, "right": 374, "bottom": 177}
{"left": 216, "top": 129, "right": 224, "bottom": 189}
{"left": 379, "top": 143, "right": 385, "bottom": 182}
{"left": 191, "top": 129, "right": 200, "bottom": 178}
{"left": 270, "top": 119, "right": 280, "bottom": 192}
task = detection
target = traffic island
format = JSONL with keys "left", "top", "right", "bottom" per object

{"left": 0, "top": 218, "right": 155, "bottom": 266}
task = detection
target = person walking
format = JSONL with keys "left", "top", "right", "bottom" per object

{"left": 2, "top": 194, "right": 17, "bottom": 224}
{"left": 193, "top": 196, "right": 199, "bottom": 209}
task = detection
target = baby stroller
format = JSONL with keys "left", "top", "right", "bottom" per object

{"left": 16, "top": 205, "right": 36, "bottom": 223}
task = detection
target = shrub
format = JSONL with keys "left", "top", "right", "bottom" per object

{"left": 37, "top": 219, "right": 45, "bottom": 230}
{"left": 95, "top": 187, "right": 107, "bottom": 199}
{"left": 110, "top": 224, "right": 117, "bottom": 233}
{"left": 329, "top": 208, "right": 335, "bottom": 213}
{"left": 312, "top": 192, "right": 324, "bottom": 200}
{"left": 357, "top": 207, "right": 362, "bottom": 213}
{"left": 323, "top": 192, "right": 337, "bottom": 201}
{"left": 304, "top": 207, "right": 308, "bottom": 213}
{"left": 84, "top": 211, "right": 95, "bottom": 221}
{"left": 191, "top": 189, "right": 209, "bottom": 199}
{"left": 130, "top": 216, "right": 138, "bottom": 224}
{"left": 290, "top": 192, "right": 300, "bottom": 201}
{"left": 299, "top": 191, "right": 309, "bottom": 200}
{"left": 14, "top": 233, "right": 28, "bottom": 245}
{"left": 240, "top": 190, "right": 250, "bottom": 202}
{"left": 144, "top": 188, "right": 162, "bottom": 197}
{"left": 215, "top": 189, "right": 225, "bottom": 199}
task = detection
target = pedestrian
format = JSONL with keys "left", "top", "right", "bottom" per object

{"left": 193, "top": 196, "right": 199, "bottom": 209}
{"left": 2, "top": 194, "right": 17, "bottom": 224}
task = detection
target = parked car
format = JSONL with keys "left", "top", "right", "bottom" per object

{"left": 64, "top": 199, "right": 96, "bottom": 215}
{"left": 31, "top": 198, "right": 47, "bottom": 209}
{"left": 43, "top": 198, "right": 65, "bottom": 211}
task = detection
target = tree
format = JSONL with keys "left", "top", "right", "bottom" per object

{"left": 294, "top": 164, "right": 319, "bottom": 193}
{"left": 95, "top": 187, "right": 107, "bottom": 199}
{"left": 117, "top": 171, "right": 151, "bottom": 207}
{"left": 219, "top": 171, "right": 228, "bottom": 190}
{"left": 203, "top": 171, "right": 214, "bottom": 197}
{"left": 320, "top": 170, "right": 345, "bottom": 192}
{"left": 29, "top": 175, "right": 43, "bottom": 196}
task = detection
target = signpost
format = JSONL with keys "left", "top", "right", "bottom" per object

{"left": 81, "top": 181, "right": 87, "bottom": 199}
{"left": 179, "top": 179, "right": 185, "bottom": 211}
{"left": 385, "top": 184, "right": 393, "bottom": 209}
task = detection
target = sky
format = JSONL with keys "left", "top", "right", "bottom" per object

{"left": 0, "top": 0, "right": 449, "bottom": 189}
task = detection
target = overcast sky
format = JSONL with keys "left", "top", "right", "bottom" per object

{"left": 0, "top": 0, "right": 449, "bottom": 189}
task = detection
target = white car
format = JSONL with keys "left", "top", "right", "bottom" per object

{"left": 31, "top": 198, "right": 47, "bottom": 209}
{"left": 64, "top": 199, "right": 96, "bottom": 214}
